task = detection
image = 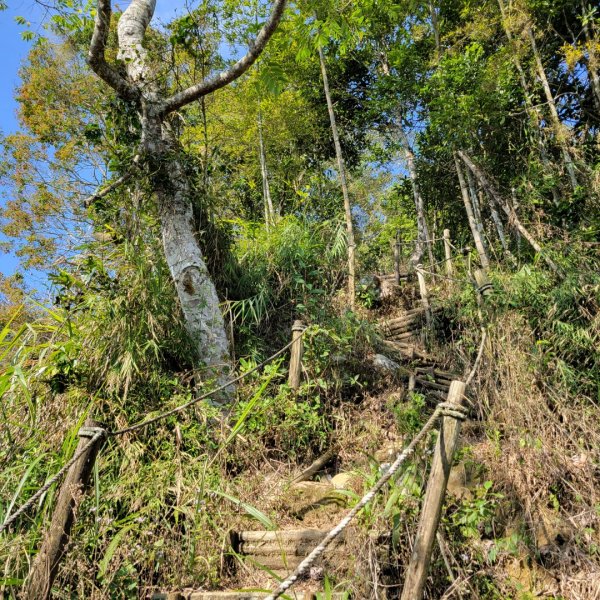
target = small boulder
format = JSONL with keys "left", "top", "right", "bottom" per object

{"left": 372, "top": 353, "right": 401, "bottom": 373}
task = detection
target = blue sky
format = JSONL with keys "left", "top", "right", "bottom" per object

{"left": 0, "top": 1, "right": 192, "bottom": 288}
{"left": 0, "top": 1, "right": 47, "bottom": 279}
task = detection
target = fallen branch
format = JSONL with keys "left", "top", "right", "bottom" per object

{"left": 290, "top": 449, "right": 336, "bottom": 485}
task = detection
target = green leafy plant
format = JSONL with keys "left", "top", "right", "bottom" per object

{"left": 450, "top": 481, "right": 503, "bottom": 539}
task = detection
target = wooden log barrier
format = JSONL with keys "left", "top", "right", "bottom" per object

{"left": 23, "top": 419, "right": 104, "bottom": 600}
{"left": 400, "top": 381, "right": 467, "bottom": 600}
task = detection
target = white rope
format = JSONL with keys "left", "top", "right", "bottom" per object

{"left": 263, "top": 403, "right": 455, "bottom": 600}
{"left": 0, "top": 427, "right": 106, "bottom": 534}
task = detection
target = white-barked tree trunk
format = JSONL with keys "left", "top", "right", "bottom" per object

{"left": 88, "top": 0, "right": 287, "bottom": 396}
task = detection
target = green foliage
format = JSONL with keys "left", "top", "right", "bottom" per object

{"left": 48, "top": 238, "right": 195, "bottom": 404}
{"left": 489, "top": 261, "right": 600, "bottom": 399}
{"left": 226, "top": 216, "right": 348, "bottom": 335}
{"left": 2, "top": 0, "right": 600, "bottom": 596}
{"left": 449, "top": 481, "right": 504, "bottom": 539}
{"left": 389, "top": 391, "right": 427, "bottom": 435}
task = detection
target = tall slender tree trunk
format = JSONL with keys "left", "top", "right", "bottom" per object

{"left": 468, "top": 165, "right": 517, "bottom": 264}
{"left": 454, "top": 153, "right": 490, "bottom": 270}
{"left": 458, "top": 150, "right": 558, "bottom": 273}
{"left": 581, "top": 1, "right": 600, "bottom": 114}
{"left": 318, "top": 45, "right": 356, "bottom": 309}
{"left": 465, "top": 165, "right": 486, "bottom": 243}
{"left": 379, "top": 55, "right": 434, "bottom": 268}
{"left": 113, "top": 0, "right": 232, "bottom": 381}
{"left": 525, "top": 22, "right": 579, "bottom": 190}
{"left": 482, "top": 189, "right": 516, "bottom": 263}
{"left": 497, "top": 0, "right": 564, "bottom": 204}
{"left": 429, "top": 0, "right": 441, "bottom": 63}
{"left": 397, "top": 126, "right": 435, "bottom": 268}
{"left": 510, "top": 187, "right": 523, "bottom": 253}
{"left": 257, "top": 108, "right": 275, "bottom": 229}
{"left": 157, "top": 146, "right": 231, "bottom": 376}
{"left": 89, "top": 0, "right": 287, "bottom": 395}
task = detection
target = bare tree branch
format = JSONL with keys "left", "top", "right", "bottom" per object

{"left": 88, "top": 0, "right": 140, "bottom": 102}
{"left": 82, "top": 155, "right": 141, "bottom": 208}
{"left": 160, "top": 0, "right": 288, "bottom": 115}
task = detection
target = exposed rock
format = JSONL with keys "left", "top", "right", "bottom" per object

{"left": 372, "top": 353, "right": 401, "bottom": 373}
{"left": 331, "top": 472, "right": 356, "bottom": 490}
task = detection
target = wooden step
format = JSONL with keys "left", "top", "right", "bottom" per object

{"left": 151, "top": 592, "right": 349, "bottom": 599}
{"left": 379, "top": 341, "right": 435, "bottom": 362}
{"left": 414, "top": 377, "right": 450, "bottom": 393}
{"left": 414, "top": 366, "right": 460, "bottom": 381}
{"left": 387, "top": 331, "right": 418, "bottom": 342}
{"left": 231, "top": 529, "right": 346, "bottom": 575}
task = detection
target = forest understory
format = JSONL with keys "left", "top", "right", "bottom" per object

{"left": 0, "top": 0, "right": 599, "bottom": 598}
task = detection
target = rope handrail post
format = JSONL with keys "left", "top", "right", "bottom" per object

{"left": 288, "top": 320, "right": 305, "bottom": 391}
{"left": 22, "top": 419, "right": 105, "bottom": 600}
{"left": 473, "top": 268, "right": 493, "bottom": 297}
{"left": 394, "top": 231, "right": 402, "bottom": 286}
{"left": 443, "top": 229, "right": 454, "bottom": 279}
{"left": 400, "top": 380, "right": 467, "bottom": 600}
{"left": 415, "top": 264, "right": 432, "bottom": 328}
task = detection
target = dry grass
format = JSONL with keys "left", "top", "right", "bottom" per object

{"left": 465, "top": 310, "right": 600, "bottom": 599}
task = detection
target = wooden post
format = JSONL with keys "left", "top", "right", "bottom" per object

{"left": 400, "top": 381, "right": 467, "bottom": 600}
{"left": 415, "top": 265, "right": 432, "bottom": 327}
{"left": 23, "top": 419, "right": 104, "bottom": 600}
{"left": 443, "top": 229, "right": 453, "bottom": 278}
{"left": 288, "top": 320, "right": 305, "bottom": 391}
{"left": 394, "top": 231, "right": 401, "bottom": 286}
{"left": 462, "top": 246, "right": 472, "bottom": 280}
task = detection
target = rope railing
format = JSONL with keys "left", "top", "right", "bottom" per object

{"left": 0, "top": 428, "right": 106, "bottom": 534}
{"left": 4, "top": 230, "right": 489, "bottom": 600}
{"left": 112, "top": 332, "right": 305, "bottom": 437}
{"left": 264, "top": 337, "right": 488, "bottom": 600}
{"left": 263, "top": 401, "right": 469, "bottom": 600}
{"left": 264, "top": 255, "right": 490, "bottom": 600}
{"left": 1, "top": 329, "right": 309, "bottom": 535}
